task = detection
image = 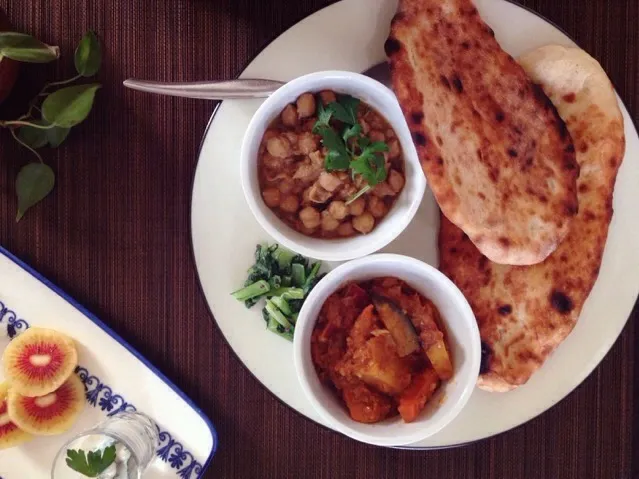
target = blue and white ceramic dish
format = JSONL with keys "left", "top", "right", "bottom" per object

{"left": 0, "top": 246, "right": 217, "bottom": 478}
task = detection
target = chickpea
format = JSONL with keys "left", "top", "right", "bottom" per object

{"left": 263, "top": 129, "right": 278, "bottom": 142}
{"left": 299, "top": 206, "right": 321, "bottom": 229}
{"left": 369, "top": 130, "right": 385, "bottom": 143}
{"left": 321, "top": 210, "right": 340, "bottom": 232}
{"left": 266, "top": 136, "right": 292, "bottom": 158}
{"left": 296, "top": 93, "right": 316, "bottom": 118}
{"left": 302, "top": 118, "right": 316, "bottom": 132}
{"left": 369, "top": 113, "right": 385, "bottom": 130}
{"left": 318, "top": 172, "right": 342, "bottom": 192}
{"left": 283, "top": 131, "right": 298, "bottom": 146}
{"left": 261, "top": 153, "right": 281, "bottom": 170}
{"left": 368, "top": 195, "right": 387, "bottom": 218}
{"left": 262, "top": 188, "right": 281, "bottom": 208}
{"left": 388, "top": 139, "right": 401, "bottom": 159}
{"left": 337, "top": 222, "right": 355, "bottom": 237}
{"left": 353, "top": 212, "right": 375, "bottom": 234}
{"left": 336, "top": 171, "right": 349, "bottom": 182}
{"left": 388, "top": 169, "right": 405, "bottom": 193}
{"left": 298, "top": 132, "right": 319, "bottom": 155}
{"left": 372, "top": 181, "right": 395, "bottom": 197}
{"left": 348, "top": 197, "right": 366, "bottom": 216}
{"left": 359, "top": 118, "right": 370, "bottom": 134}
{"left": 328, "top": 200, "right": 349, "bottom": 220}
{"left": 280, "top": 195, "right": 300, "bottom": 213}
{"left": 319, "top": 90, "right": 337, "bottom": 105}
{"left": 298, "top": 224, "right": 317, "bottom": 235}
{"left": 339, "top": 184, "right": 357, "bottom": 200}
{"left": 281, "top": 104, "right": 298, "bottom": 127}
{"left": 302, "top": 186, "right": 313, "bottom": 205}
{"left": 278, "top": 180, "right": 294, "bottom": 194}
{"left": 291, "top": 182, "right": 304, "bottom": 195}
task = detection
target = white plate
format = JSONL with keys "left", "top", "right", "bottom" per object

{"left": 0, "top": 247, "right": 217, "bottom": 477}
{"left": 191, "top": 0, "right": 639, "bottom": 448}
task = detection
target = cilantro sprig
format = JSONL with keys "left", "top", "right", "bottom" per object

{"left": 312, "top": 95, "right": 389, "bottom": 203}
{"left": 66, "top": 445, "right": 116, "bottom": 477}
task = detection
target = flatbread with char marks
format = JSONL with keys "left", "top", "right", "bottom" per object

{"left": 387, "top": 0, "right": 579, "bottom": 265}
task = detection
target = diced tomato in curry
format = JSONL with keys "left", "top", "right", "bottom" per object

{"left": 310, "top": 277, "right": 454, "bottom": 424}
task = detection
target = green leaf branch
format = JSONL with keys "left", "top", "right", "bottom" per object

{"left": 0, "top": 30, "right": 102, "bottom": 221}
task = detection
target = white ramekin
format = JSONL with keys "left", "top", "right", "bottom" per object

{"left": 240, "top": 71, "right": 426, "bottom": 261}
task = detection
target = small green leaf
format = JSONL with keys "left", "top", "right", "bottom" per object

{"left": 47, "top": 125, "right": 71, "bottom": 147}
{"left": 16, "top": 163, "right": 55, "bottom": 221}
{"left": 18, "top": 120, "right": 49, "bottom": 148}
{"left": 325, "top": 149, "right": 350, "bottom": 171}
{"left": 315, "top": 126, "right": 343, "bottom": 152}
{"left": 65, "top": 445, "right": 116, "bottom": 477}
{"left": 312, "top": 103, "right": 333, "bottom": 132}
{"left": 42, "top": 83, "right": 101, "bottom": 128}
{"left": 342, "top": 124, "right": 361, "bottom": 144}
{"left": 350, "top": 140, "right": 389, "bottom": 187}
{"left": 366, "top": 141, "right": 389, "bottom": 154}
{"left": 74, "top": 31, "right": 101, "bottom": 77}
{"left": 0, "top": 32, "right": 59, "bottom": 63}
{"left": 327, "top": 95, "right": 360, "bottom": 125}
{"left": 358, "top": 136, "right": 371, "bottom": 149}
{"left": 315, "top": 126, "right": 350, "bottom": 170}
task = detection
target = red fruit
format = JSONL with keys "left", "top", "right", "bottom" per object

{"left": 7, "top": 373, "right": 85, "bottom": 436}
{"left": 3, "top": 327, "right": 78, "bottom": 397}
{"left": 0, "top": 382, "right": 32, "bottom": 449}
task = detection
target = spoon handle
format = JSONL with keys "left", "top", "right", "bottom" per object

{"left": 122, "top": 78, "right": 285, "bottom": 100}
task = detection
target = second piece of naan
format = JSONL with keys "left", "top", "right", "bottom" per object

{"left": 439, "top": 45, "right": 625, "bottom": 391}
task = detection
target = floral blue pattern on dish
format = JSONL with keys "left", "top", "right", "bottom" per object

{"left": 0, "top": 300, "right": 29, "bottom": 339}
{"left": 0, "top": 305, "right": 205, "bottom": 479}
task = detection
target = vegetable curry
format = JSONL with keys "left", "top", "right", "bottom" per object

{"left": 258, "top": 91, "right": 406, "bottom": 238}
{"left": 311, "top": 277, "right": 453, "bottom": 423}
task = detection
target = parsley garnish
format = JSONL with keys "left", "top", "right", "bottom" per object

{"left": 351, "top": 141, "right": 388, "bottom": 185}
{"left": 66, "top": 445, "right": 116, "bottom": 477}
{"left": 312, "top": 94, "right": 389, "bottom": 202}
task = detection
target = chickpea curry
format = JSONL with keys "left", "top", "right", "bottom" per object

{"left": 258, "top": 90, "right": 406, "bottom": 238}
{"left": 311, "top": 277, "right": 454, "bottom": 424}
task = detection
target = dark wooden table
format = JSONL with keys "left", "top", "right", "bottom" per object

{"left": 0, "top": 1, "right": 636, "bottom": 478}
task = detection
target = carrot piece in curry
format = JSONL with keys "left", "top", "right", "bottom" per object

{"left": 397, "top": 368, "right": 440, "bottom": 423}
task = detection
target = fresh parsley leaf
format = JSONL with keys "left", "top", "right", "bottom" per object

{"left": 315, "top": 126, "right": 350, "bottom": 170}
{"left": 350, "top": 141, "right": 389, "bottom": 186}
{"left": 366, "top": 141, "right": 389, "bottom": 154}
{"left": 336, "top": 94, "right": 360, "bottom": 124}
{"left": 323, "top": 94, "right": 360, "bottom": 125}
{"left": 315, "top": 125, "right": 342, "bottom": 152}
{"left": 326, "top": 103, "right": 352, "bottom": 125}
{"left": 312, "top": 103, "right": 333, "bottom": 133}
{"left": 325, "top": 149, "right": 350, "bottom": 170}
{"left": 342, "top": 124, "right": 362, "bottom": 144}
{"left": 66, "top": 445, "right": 116, "bottom": 477}
{"left": 358, "top": 136, "right": 371, "bottom": 149}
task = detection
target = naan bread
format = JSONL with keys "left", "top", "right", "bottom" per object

{"left": 387, "top": 0, "right": 579, "bottom": 265}
{"left": 439, "top": 45, "right": 625, "bottom": 391}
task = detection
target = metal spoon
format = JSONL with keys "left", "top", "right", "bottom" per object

{"left": 122, "top": 62, "right": 390, "bottom": 100}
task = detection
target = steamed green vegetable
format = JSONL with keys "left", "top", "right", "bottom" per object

{"left": 232, "top": 244, "right": 324, "bottom": 341}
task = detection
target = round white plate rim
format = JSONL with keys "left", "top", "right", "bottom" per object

{"left": 190, "top": 0, "right": 639, "bottom": 449}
